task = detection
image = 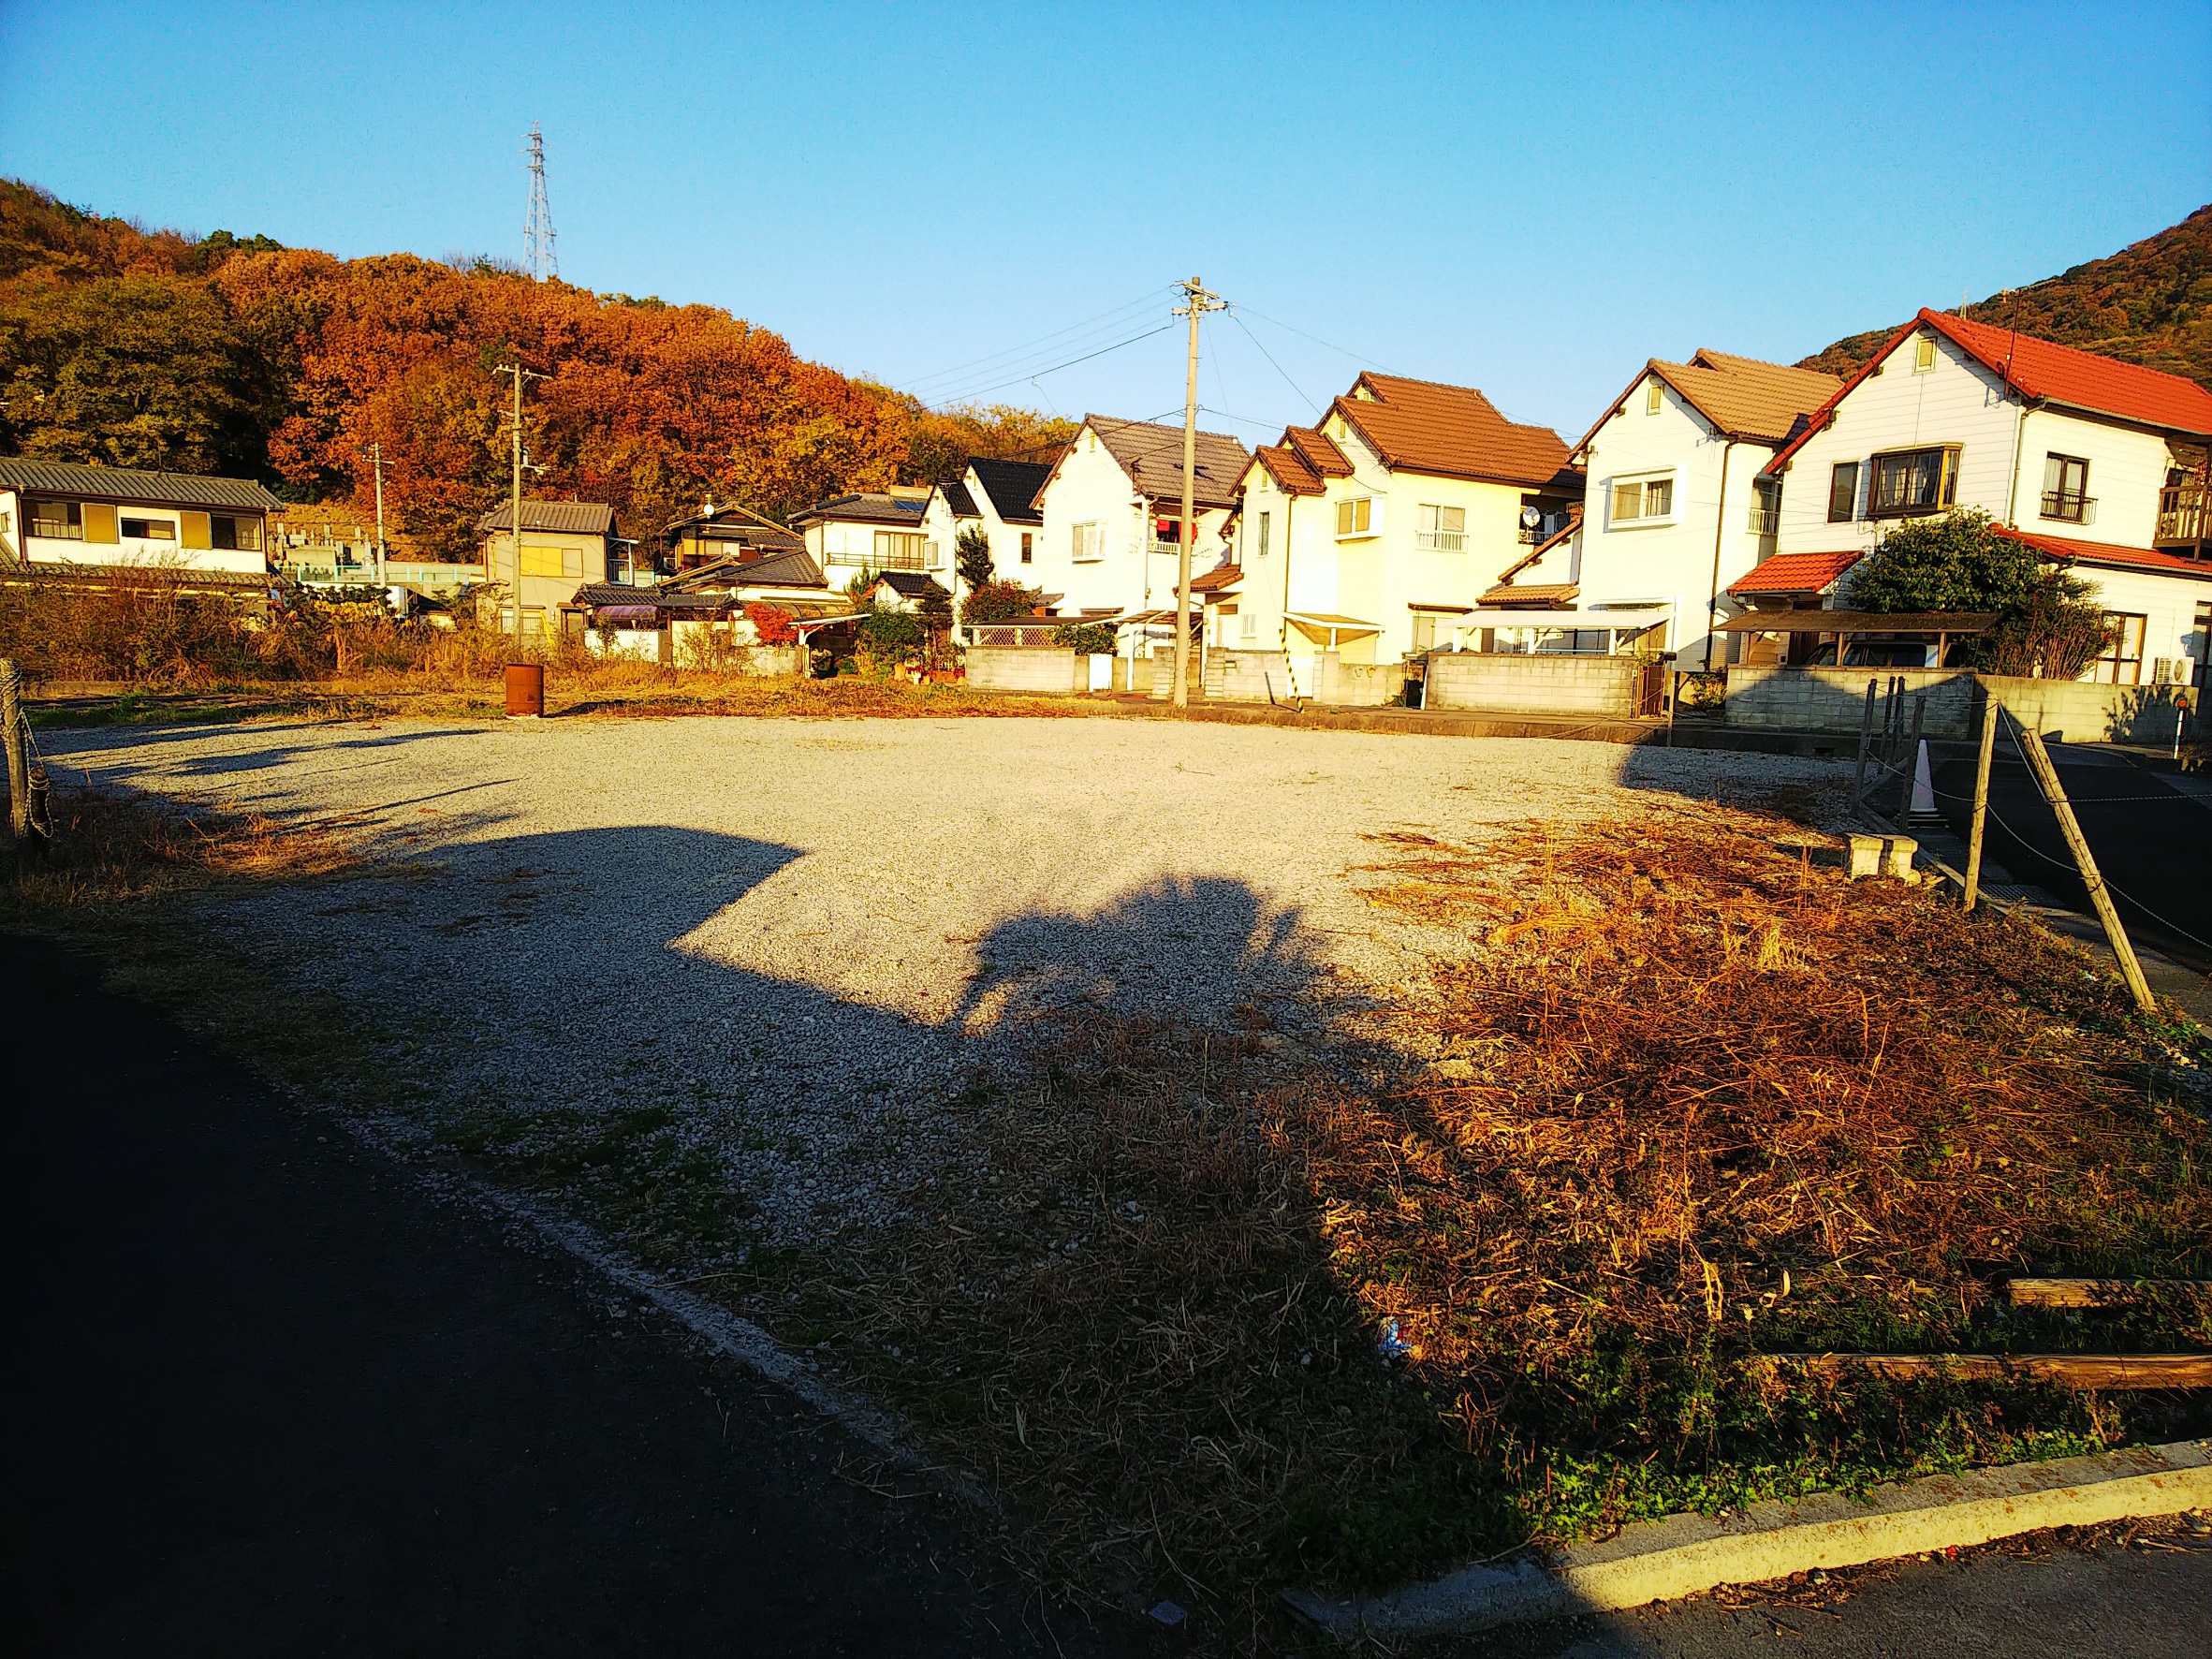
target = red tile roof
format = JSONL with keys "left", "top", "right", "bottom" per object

{"left": 1927, "top": 311, "right": 2212, "bottom": 437}
{"left": 1995, "top": 525, "right": 2212, "bottom": 578}
{"left": 1773, "top": 310, "right": 2212, "bottom": 474}
{"left": 1190, "top": 563, "right": 1242, "bottom": 593}
{"left": 1253, "top": 442, "right": 1325, "bottom": 495}
{"left": 1286, "top": 426, "right": 1353, "bottom": 477}
{"left": 1727, "top": 549, "right": 1863, "bottom": 595}
{"left": 1331, "top": 373, "right": 1576, "bottom": 489}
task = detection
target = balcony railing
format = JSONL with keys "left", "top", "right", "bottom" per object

{"left": 2039, "top": 490, "right": 2097, "bottom": 525}
{"left": 1516, "top": 512, "right": 1573, "bottom": 545}
{"left": 1414, "top": 530, "right": 1466, "bottom": 551}
{"left": 1746, "top": 506, "right": 1780, "bottom": 536}
{"left": 1149, "top": 538, "right": 1185, "bottom": 557}
{"left": 2158, "top": 484, "right": 2207, "bottom": 545}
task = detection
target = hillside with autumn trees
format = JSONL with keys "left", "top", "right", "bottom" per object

{"left": 0, "top": 180, "right": 1074, "bottom": 558}
{"left": 1799, "top": 203, "right": 2212, "bottom": 389}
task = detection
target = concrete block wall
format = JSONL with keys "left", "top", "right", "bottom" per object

{"left": 1725, "top": 667, "right": 1976, "bottom": 738}
{"left": 1205, "top": 651, "right": 1292, "bottom": 703}
{"left": 1315, "top": 654, "right": 1406, "bottom": 707}
{"left": 1984, "top": 676, "right": 2197, "bottom": 744}
{"left": 967, "top": 646, "right": 1082, "bottom": 695}
{"left": 1425, "top": 652, "right": 1644, "bottom": 716}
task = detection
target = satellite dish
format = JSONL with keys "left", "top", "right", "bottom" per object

{"left": 1520, "top": 506, "right": 1544, "bottom": 529}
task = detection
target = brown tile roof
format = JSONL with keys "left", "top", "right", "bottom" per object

{"left": 1285, "top": 426, "right": 1353, "bottom": 477}
{"left": 1330, "top": 374, "right": 1575, "bottom": 489}
{"left": 1087, "top": 416, "right": 1251, "bottom": 511}
{"left": 1253, "top": 442, "right": 1325, "bottom": 495}
{"left": 1488, "top": 504, "right": 1583, "bottom": 587}
{"left": 1190, "top": 564, "right": 1242, "bottom": 593}
{"left": 1476, "top": 581, "right": 1580, "bottom": 608}
{"left": 1575, "top": 351, "right": 1841, "bottom": 454}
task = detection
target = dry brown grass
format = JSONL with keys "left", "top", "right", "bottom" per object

{"left": 748, "top": 810, "right": 2210, "bottom": 1643}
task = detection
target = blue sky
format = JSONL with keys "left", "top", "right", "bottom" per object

{"left": 3, "top": 1, "right": 2206, "bottom": 447}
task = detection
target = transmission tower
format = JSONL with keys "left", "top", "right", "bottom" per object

{"left": 523, "top": 123, "right": 558, "bottom": 281}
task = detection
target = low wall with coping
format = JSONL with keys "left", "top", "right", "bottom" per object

{"left": 1723, "top": 667, "right": 2199, "bottom": 743}
{"left": 1425, "top": 652, "right": 1647, "bottom": 717}
{"left": 1205, "top": 651, "right": 1292, "bottom": 703}
{"left": 966, "top": 645, "right": 1083, "bottom": 695}
{"left": 1316, "top": 655, "right": 1406, "bottom": 707}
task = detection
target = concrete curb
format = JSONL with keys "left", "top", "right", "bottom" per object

{"left": 1284, "top": 1438, "right": 2212, "bottom": 1640}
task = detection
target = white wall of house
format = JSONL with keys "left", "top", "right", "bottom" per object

{"left": 1033, "top": 424, "right": 1233, "bottom": 622}
{"left": 1575, "top": 374, "right": 1781, "bottom": 667}
{"left": 5, "top": 487, "right": 270, "bottom": 575}
{"left": 804, "top": 517, "right": 942, "bottom": 575}
{"left": 2030, "top": 562, "right": 2206, "bottom": 686}
{"left": 2008, "top": 407, "right": 2173, "bottom": 550}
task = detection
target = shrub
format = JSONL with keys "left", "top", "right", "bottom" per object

{"left": 1049, "top": 621, "right": 1118, "bottom": 655}
{"left": 960, "top": 578, "right": 1040, "bottom": 624}
{"left": 955, "top": 523, "right": 994, "bottom": 593}
{"left": 1847, "top": 510, "right": 2039, "bottom": 614}
{"left": 745, "top": 601, "right": 798, "bottom": 645}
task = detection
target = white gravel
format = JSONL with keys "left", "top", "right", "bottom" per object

{"left": 49, "top": 715, "right": 1847, "bottom": 1244}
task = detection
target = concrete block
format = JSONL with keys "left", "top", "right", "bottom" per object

{"left": 1846, "top": 834, "right": 1883, "bottom": 879}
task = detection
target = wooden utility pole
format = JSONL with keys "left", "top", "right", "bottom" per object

{"left": 1, "top": 657, "right": 26, "bottom": 843}
{"left": 1962, "top": 686, "right": 1999, "bottom": 910}
{"left": 365, "top": 442, "right": 388, "bottom": 587}
{"left": 1171, "top": 277, "right": 1224, "bottom": 711}
{"left": 2010, "top": 715, "right": 2154, "bottom": 1011}
{"left": 495, "top": 363, "right": 541, "bottom": 643}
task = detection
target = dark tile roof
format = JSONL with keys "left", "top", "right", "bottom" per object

{"left": 476, "top": 500, "right": 616, "bottom": 536}
{"left": 0, "top": 457, "right": 284, "bottom": 511}
{"left": 1086, "top": 416, "right": 1251, "bottom": 511}
{"left": 667, "top": 547, "right": 828, "bottom": 592}
{"left": 938, "top": 478, "right": 980, "bottom": 518}
{"left": 664, "top": 503, "right": 805, "bottom": 553}
{"left": 873, "top": 571, "right": 951, "bottom": 599}
{"left": 5, "top": 560, "right": 273, "bottom": 591}
{"left": 789, "top": 492, "right": 929, "bottom": 528}
{"left": 966, "top": 458, "right": 1053, "bottom": 525}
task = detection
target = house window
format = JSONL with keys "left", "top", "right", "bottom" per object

{"left": 1020, "top": 532, "right": 1033, "bottom": 564}
{"left": 1609, "top": 476, "right": 1674, "bottom": 524}
{"left": 1645, "top": 379, "right": 1663, "bottom": 415}
{"left": 873, "top": 530, "right": 928, "bottom": 570}
{"left": 1912, "top": 334, "right": 1938, "bottom": 374}
{"left": 1749, "top": 477, "right": 1781, "bottom": 536}
{"left": 1827, "top": 462, "right": 1860, "bottom": 522}
{"left": 1867, "top": 447, "right": 1959, "bottom": 518}
{"left": 1415, "top": 504, "right": 1466, "bottom": 551}
{"left": 2041, "top": 454, "right": 2092, "bottom": 524}
{"left": 1255, "top": 511, "right": 1269, "bottom": 557}
{"left": 2092, "top": 613, "right": 2146, "bottom": 684}
{"left": 26, "top": 499, "right": 82, "bottom": 539}
{"left": 519, "top": 542, "right": 579, "bottom": 579}
{"left": 1334, "top": 496, "right": 1375, "bottom": 536}
{"left": 1410, "top": 611, "right": 1438, "bottom": 652}
{"left": 121, "top": 516, "right": 177, "bottom": 540}
{"left": 1239, "top": 610, "right": 1257, "bottom": 642}
{"left": 210, "top": 514, "right": 263, "bottom": 551}
{"left": 1071, "top": 522, "right": 1105, "bottom": 562}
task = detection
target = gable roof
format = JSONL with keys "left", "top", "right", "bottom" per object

{"left": 966, "top": 457, "right": 1052, "bottom": 525}
{"left": 1774, "top": 310, "right": 2212, "bottom": 474}
{"left": 1574, "top": 351, "right": 1841, "bottom": 455}
{"left": 1086, "top": 416, "right": 1251, "bottom": 511}
{"left": 1726, "top": 548, "right": 1864, "bottom": 595}
{"left": 872, "top": 570, "right": 951, "bottom": 599}
{"left": 1286, "top": 426, "right": 1353, "bottom": 477}
{"left": 789, "top": 492, "right": 928, "bottom": 529}
{"left": 662, "top": 502, "right": 804, "bottom": 551}
{"left": 1253, "top": 441, "right": 1325, "bottom": 495}
{"left": 0, "top": 457, "right": 285, "bottom": 511}
{"left": 1328, "top": 373, "right": 1575, "bottom": 489}
{"left": 1189, "top": 563, "right": 1242, "bottom": 593}
{"left": 936, "top": 478, "right": 980, "bottom": 518}
{"left": 663, "top": 547, "right": 828, "bottom": 591}
{"left": 477, "top": 500, "right": 615, "bottom": 536}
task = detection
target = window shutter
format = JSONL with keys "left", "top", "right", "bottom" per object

{"left": 180, "top": 510, "right": 212, "bottom": 550}
{"left": 83, "top": 503, "right": 119, "bottom": 544}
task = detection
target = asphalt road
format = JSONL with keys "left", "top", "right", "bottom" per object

{"left": 0, "top": 935, "right": 1130, "bottom": 1658}
{"left": 1931, "top": 741, "right": 2212, "bottom": 976}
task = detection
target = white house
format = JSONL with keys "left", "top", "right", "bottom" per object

{"left": 918, "top": 456, "right": 1054, "bottom": 620}
{"left": 1225, "top": 374, "right": 1579, "bottom": 672}
{"left": 1488, "top": 351, "right": 1842, "bottom": 668}
{"left": 1762, "top": 309, "right": 2212, "bottom": 685}
{"left": 1028, "top": 415, "right": 1251, "bottom": 629}
{"left": 789, "top": 487, "right": 941, "bottom": 582}
{"left": 0, "top": 457, "right": 281, "bottom": 586}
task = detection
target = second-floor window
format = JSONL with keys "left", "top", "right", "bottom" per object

{"left": 1610, "top": 475, "right": 1673, "bottom": 524}
{"left": 2041, "top": 454, "right": 2092, "bottom": 524}
{"left": 121, "top": 516, "right": 177, "bottom": 540}
{"left": 1020, "top": 531, "right": 1033, "bottom": 564}
{"left": 1071, "top": 522, "right": 1106, "bottom": 562}
{"left": 1828, "top": 462, "right": 1860, "bottom": 522}
{"left": 1415, "top": 504, "right": 1465, "bottom": 551}
{"left": 1335, "top": 496, "right": 1376, "bottom": 537}
{"left": 872, "top": 530, "right": 929, "bottom": 570}
{"left": 211, "top": 514, "right": 262, "bottom": 551}
{"left": 1749, "top": 477, "right": 1781, "bottom": 536}
{"left": 26, "top": 499, "right": 82, "bottom": 539}
{"left": 1255, "top": 511, "right": 1269, "bottom": 557}
{"left": 1866, "top": 446, "right": 1959, "bottom": 519}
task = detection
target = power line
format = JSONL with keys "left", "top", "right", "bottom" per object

{"left": 1233, "top": 302, "right": 1390, "bottom": 373}
{"left": 928, "top": 322, "right": 1179, "bottom": 406}
{"left": 900, "top": 286, "right": 1178, "bottom": 398}
{"left": 1226, "top": 306, "right": 1315, "bottom": 410}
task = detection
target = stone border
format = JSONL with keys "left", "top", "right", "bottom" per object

{"left": 1284, "top": 1438, "right": 2212, "bottom": 1640}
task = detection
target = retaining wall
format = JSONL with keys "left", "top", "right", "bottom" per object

{"left": 1723, "top": 667, "right": 2199, "bottom": 743}
{"left": 966, "top": 646, "right": 1083, "bottom": 695}
{"left": 1425, "top": 652, "right": 1647, "bottom": 717}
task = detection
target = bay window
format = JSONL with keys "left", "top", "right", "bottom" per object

{"left": 1866, "top": 446, "right": 1959, "bottom": 519}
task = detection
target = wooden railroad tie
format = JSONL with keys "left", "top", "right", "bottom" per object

{"left": 1772, "top": 1352, "right": 2212, "bottom": 1388}
{"left": 2003, "top": 1278, "right": 2212, "bottom": 1309}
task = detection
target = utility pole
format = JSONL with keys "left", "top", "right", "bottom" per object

{"left": 1171, "top": 276, "right": 1225, "bottom": 710}
{"left": 495, "top": 363, "right": 542, "bottom": 642}
{"left": 364, "top": 443, "right": 388, "bottom": 587}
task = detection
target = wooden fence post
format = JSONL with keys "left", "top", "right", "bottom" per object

{"left": 2010, "top": 714, "right": 2154, "bottom": 1012}
{"left": 1850, "top": 679, "right": 1876, "bottom": 813}
{"left": 1, "top": 657, "right": 27, "bottom": 844}
{"left": 1963, "top": 683, "right": 1998, "bottom": 911}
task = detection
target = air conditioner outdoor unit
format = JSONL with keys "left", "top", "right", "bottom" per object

{"left": 2153, "top": 657, "right": 2179, "bottom": 685}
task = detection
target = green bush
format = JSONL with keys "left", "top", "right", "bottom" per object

{"left": 1049, "top": 621, "right": 1117, "bottom": 655}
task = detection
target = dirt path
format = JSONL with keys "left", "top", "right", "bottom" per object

{"left": 0, "top": 934, "right": 1132, "bottom": 1658}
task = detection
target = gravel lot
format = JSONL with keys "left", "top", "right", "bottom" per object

{"left": 50, "top": 716, "right": 1846, "bottom": 1244}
